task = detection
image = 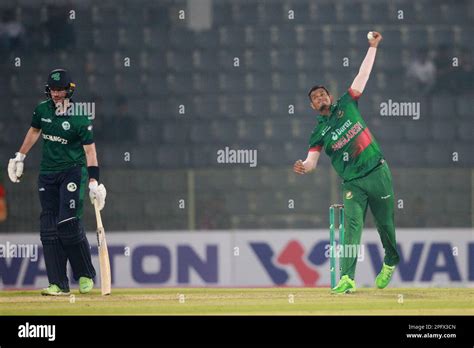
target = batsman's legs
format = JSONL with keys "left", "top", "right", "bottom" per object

{"left": 57, "top": 166, "right": 96, "bottom": 281}
{"left": 38, "top": 174, "right": 70, "bottom": 292}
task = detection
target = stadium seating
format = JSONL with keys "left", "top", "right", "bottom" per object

{"left": 0, "top": 0, "right": 471, "bottom": 231}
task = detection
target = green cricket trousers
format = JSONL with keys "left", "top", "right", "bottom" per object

{"left": 341, "top": 160, "right": 400, "bottom": 280}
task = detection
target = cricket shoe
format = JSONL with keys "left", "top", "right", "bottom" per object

{"left": 375, "top": 263, "right": 396, "bottom": 289}
{"left": 79, "top": 277, "right": 94, "bottom": 294}
{"left": 331, "top": 275, "right": 356, "bottom": 294}
{"left": 41, "top": 284, "right": 70, "bottom": 296}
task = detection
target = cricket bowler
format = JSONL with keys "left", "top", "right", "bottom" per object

{"left": 293, "top": 32, "right": 400, "bottom": 293}
{"left": 7, "top": 69, "right": 107, "bottom": 296}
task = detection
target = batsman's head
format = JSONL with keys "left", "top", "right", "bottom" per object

{"left": 308, "top": 85, "right": 333, "bottom": 114}
{"left": 45, "top": 69, "right": 76, "bottom": 103}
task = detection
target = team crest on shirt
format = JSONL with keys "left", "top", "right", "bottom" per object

{"left": 337, "top": 110, "right": 344, "bottom": 118}
{"left": 67, "top": 182, "right": 77, "bottom": 192}
{"left": 62, "top": 121, "right": 71, "bottom": 130}
{"left": 345, "top": 191, "right": 353, "bottom": 200}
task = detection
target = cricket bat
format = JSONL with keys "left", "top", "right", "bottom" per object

{"left": 94, "top": 200, "right": 111, "bottom": 295}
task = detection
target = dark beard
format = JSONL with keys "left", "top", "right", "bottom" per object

{"left": 318, "top": 103, "right": 330, "bottom": 112}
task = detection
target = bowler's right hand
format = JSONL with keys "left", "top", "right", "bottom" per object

{"left": 368, "top": 31, "right": 383, "bottom": 48}
{"left": 293, "top": 160, "right": 306, "bottom": 175}
{"left": 8, "top": 152, "right": 26, "bottom": 183}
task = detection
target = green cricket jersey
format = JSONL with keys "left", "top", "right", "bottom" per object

{"left": 31, "top": 99, "right": 94, "bottom": 173}
{"left": 308, "top": 89, "right": 384, "bottom": 182}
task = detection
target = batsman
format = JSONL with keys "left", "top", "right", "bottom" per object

{"left": 293, "top": 32, "right": 400, "bottom": 293}
{"left": 8, "top": 69, "right": 107, "bottom": 296}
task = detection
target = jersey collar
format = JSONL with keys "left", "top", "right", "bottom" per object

{"left": 317, "top": 115, "right": 327, "bottom": 123}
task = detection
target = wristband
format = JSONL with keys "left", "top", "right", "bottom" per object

{"left": 87, "top": 166, "right": 100, "bottom": 182}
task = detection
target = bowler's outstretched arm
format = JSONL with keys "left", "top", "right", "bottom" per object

{"left": 350, "top": 31, "right": 383, "bottom": 98}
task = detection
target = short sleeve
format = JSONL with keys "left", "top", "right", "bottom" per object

{"left": 30, "top": 107, "right": 41, "bottom": 129}
{"left": 77, "top": 117, "right": 94, "bottom": 145}
{"left": 338, "top": 90, "right": 360, "bottom": 108}
{"left": 348, "top": 88, "right": 361, "bottom": 101}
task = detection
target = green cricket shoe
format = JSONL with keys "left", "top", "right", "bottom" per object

{"left": 331, "top": 275, "right": 356, "bottom": 294}
{"left": 79, "top": 277, "right": 94, "bottom": 294}
{"left": 375, "top": 263, "right": 396, "bottom": 289}
{"left": 41, "top": 284, "right": 70, "bottom": 296}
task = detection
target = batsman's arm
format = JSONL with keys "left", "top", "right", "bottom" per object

{"left": 84, "top": 143, "right": 107, "bottom": 210}
{"left": 84, "top": 143, "right": 98, "bottom": 166}
{"left": 83, "top": 143, "right": 99, "bottom": 183}
{"left": 350, "top": 31, "right": 383, "bottom": 98}
{"left": 8, "top": 127, "right": 41, "bottom": 183}
{"left": 293, "top": 150, "right": 321, "bottom": 175}
{"left": 18, "top": 127, "right": 41, "bottom": 155}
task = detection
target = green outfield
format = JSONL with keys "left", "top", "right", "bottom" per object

{"left": 0, "top": 288, "right": 473, "bottom": 315}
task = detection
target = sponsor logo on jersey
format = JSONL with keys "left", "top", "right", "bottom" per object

{"left": 381, "top": 194, "right": 391, "bottom": 199}
{"left": 337, "top": 109, "right": 344, "bottom": 118}
{"left": 331, "top": 120, "right": 353, "bottom": 141}
{"left": 62, "top": 121, "right": 70, "bottom": 130}
{"left": 331, "top": 121, "right": 364, "bottom": 151}
{"left": 42, "top": 133, "right": 68, "bottom": 144}
{"left": 321, "top": 126, "right": 331, "bottom": 137}
{"left": 41, "top": 118, "right": 52, "bottom": 123}
{"left": 67, "top": 183, "right": 77, "bottom": 192}
{"left": 345, "top": 191, "right": 353, "bottom": 199}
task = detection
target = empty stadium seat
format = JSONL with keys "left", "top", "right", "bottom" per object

{"left": 0, "top": 0, "right": 471, "bottom": 233}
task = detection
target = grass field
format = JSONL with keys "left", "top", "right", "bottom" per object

{"left": 1, "top": 288, "right": 473, "bottom": 315}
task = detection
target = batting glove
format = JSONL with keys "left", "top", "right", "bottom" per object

{"left": 89, "top": 181, "right": 107, "bottom": 210}
{"left": 8, "top": 152, "right": 26, "bottom": 183}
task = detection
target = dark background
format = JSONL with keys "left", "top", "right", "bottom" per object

{"left": 0, "top": 0, "right": 472, "bottom": 233}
